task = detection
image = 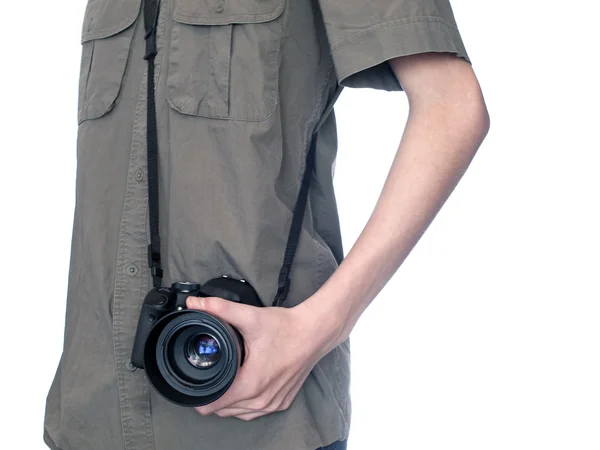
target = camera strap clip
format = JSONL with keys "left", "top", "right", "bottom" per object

{"left": 143, "top": 0, "right": 160, "bottom": 60}
{"left": 273, "top": 266, "right": 290, "bottom": 307}
{"left": 148, "top": 244, "right": 163, "bottom": 283}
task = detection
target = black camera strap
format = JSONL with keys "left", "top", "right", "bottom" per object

{"left": 142, "top": 0, "right": 340, "bottom": 303}
{"left": 144, "top": 0, "right": 162, "bottom": 289}
{"left": 271, "top": 94, "right": 340, "bottom": 306}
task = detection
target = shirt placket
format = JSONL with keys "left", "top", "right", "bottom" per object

{"left": 111, "top": 2, "right": 167, "bottom": 449}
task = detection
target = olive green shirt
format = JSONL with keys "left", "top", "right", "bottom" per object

{"left": 44, "top": 0, "right": 469, "bottom": 449}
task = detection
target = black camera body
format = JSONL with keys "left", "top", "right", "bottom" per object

{"left": 130, "top": 276, "right": 262, "bottom": 406}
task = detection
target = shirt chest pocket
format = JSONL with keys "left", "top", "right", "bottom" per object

{"left": 78, "top": 0, "right": 141, "bottom": 124}
{"left": 167, "top": 0, "right": 285, "bottom": 121}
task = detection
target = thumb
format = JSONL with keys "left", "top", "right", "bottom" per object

{"left": 186, "top": 296, "right": 256, "bottom": 331}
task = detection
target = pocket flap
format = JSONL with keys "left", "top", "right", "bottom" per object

{"left": 81, "top": 0, "right": 142, "bottom": 43}
{"left": 173, "top": 0, "right": 284, "bottom": 25}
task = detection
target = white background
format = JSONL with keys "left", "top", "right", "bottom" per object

{"left": 1, "top": 0, "right": 599, "bottom": 449}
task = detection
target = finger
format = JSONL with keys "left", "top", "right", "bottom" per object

{"left": 233, "top": 411, "right": 271, "bottom": 421}
{"left": 186, "top": 296, "right": 258, "bottom": 332}
{"left": 194, "top": 387, "right": 248, "bottom": 416}
{"left": 232, "top": 362, "right": 308, "bottom": 409}
{"left": 278, "top": 377, "right": 304, "bottom": 411}
{"left": 216, "top": 384, "right": 300, "bottom": 418}
{"left": 207, "top": 375, "right": 284, "bottom": 413}
{"left": 194, "top": 366, "right": 260, "bottom": 415}
{"left": 201, "top": 387, "right": 268, "bottom": 416}
{"left": 214, "top": 372, "right": 304, "bottom": 418}
{"left": 214, "top": 406, "right": 256, "bottom": 417}
{"left": 214, "top": 392, "right": 287, "bottom": 418}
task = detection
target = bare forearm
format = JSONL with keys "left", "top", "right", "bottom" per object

{"left": 300, "top": 58, "right": 490, "bottom": 351}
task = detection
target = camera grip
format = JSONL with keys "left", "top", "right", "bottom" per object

{"left": 131, "top": 289, "right": 174, "bottom": 368}
{"left": 131, "top": 307, "right": 155, "bottom": 368}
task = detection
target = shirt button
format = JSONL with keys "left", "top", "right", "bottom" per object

{"left": 126, "top": 264, "right": 139, "bottom": 277}
{"left": 135, "top": 169, "right": 144, "bottom": 182}
{"left": 214, "top": 0, "right": 225, "bottom": 12}
{"left": 125, "top": 359, "right": 137, "bottom": 372}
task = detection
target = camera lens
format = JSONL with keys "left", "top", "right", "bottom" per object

{"left": 186, "top": 333, "right": 221, "bottom": 368}
{"left": 143, "top": 310, "right": 244, "bottom": 406}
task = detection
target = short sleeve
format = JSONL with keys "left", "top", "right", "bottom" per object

{"left": 316, "top": 0, "right": 471, "bottom": 91}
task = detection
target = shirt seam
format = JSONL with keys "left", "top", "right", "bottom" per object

{"left": 172, "top": 0, "right": 285, "bottom": 25}
{"left": 299, "top": 57, "right": 334, "bottom": 189}
{"left": 330, "top": 16, "right": 460, "bottom": 51}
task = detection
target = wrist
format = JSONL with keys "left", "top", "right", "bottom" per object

{"left": 294, "top": 291, "right": 352, "bottom": 356}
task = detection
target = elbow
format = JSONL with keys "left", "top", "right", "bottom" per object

{"left": 451, "top": 86, "right": 491, "bottom": 147}
{"left": 408, "top": 82, "right": 491, "bottom": 143}
{"left": 468, "top": 97, "right": 491, "bottom": 144}
{"left": 462, "top": 72, "right": 491, "bottom": 143}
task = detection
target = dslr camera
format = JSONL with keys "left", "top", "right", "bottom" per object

{"left": 131, "top": 276, "right": 262, "bottom": 406}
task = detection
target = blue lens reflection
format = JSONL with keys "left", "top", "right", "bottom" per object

{"left": 187, "top": 334, "right": 221, "bottom": 368}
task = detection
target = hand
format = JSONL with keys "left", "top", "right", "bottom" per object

{"left": 185, "top": 295, "right": 342, "bottom": 421}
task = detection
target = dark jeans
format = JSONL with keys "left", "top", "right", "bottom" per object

{"left": 317, "top": 440, "right": 347, "bottom": 450}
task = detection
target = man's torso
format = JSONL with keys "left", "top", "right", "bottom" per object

{"left": 44, "top": 0, "right": 350, "bottom": 449}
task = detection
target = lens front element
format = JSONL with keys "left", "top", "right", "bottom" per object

{"left": 187, "top": 334, "right": 221, "bottom": 368}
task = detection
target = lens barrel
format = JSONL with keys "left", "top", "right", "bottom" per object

{"left": 142, "top": 310, "right": 243, "bottom": 406}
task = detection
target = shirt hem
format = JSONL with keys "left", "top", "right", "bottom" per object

{"left": 43, "top": 428, "right": 61, "bottom": 450}
{"left": 331, "top": 17, "right": 471, "bottom": 91}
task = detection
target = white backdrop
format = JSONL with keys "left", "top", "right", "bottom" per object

{"left": 1, "top": 0, "right": 599, "bottom": 449}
